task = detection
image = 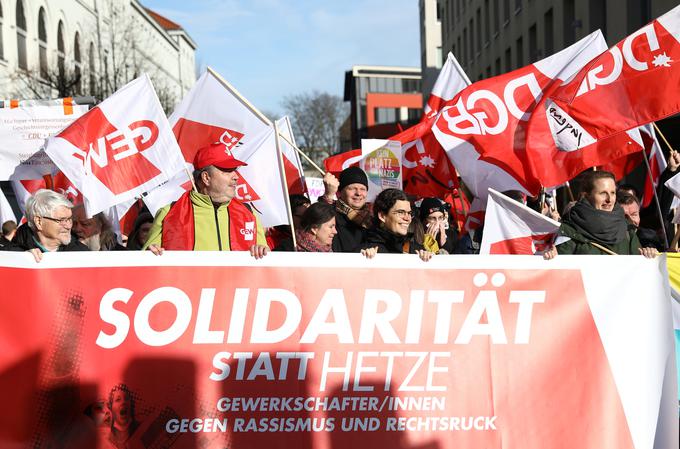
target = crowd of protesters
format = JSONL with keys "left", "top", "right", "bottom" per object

{"left": 1, "top": 141, "right": 678, "bottom": 262}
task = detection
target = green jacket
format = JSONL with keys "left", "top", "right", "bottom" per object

{"left": 143, "top": 191, "right": 268, "bottom": 251}
{"left": 557, "top": 221, "right": 641, "bottom": 255}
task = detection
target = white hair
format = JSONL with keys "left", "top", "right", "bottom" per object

{"left": 25, "top": 189, "right": 73, "bottom": 230}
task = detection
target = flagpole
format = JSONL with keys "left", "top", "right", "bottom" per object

{"left": 653, "top": 122, "right": 675, "bottom": 159}
{"left": 278, "top": 132, "right": 325, "bottom": 175}
{"left": 183, "top": 165, "right": 197, "bottom": 192}
{"left": 565, "top": 181, "right": 575, "bottom": 202}
{"left": 274, "top": 122, "right": 298, "bottom": 251}
{"left": 642, "top": 147, "right": 670, "bottom": 248}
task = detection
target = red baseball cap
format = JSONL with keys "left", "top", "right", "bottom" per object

{"left": 193, "top": 142, "right": 247, "bottom": 170}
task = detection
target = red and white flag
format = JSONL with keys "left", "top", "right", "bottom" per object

{"left": 167, "top": 68, "right": 288, "bottom": 227}
{"left": 424, "top": 52, "right": 471, "bottom": 119}
{"left": 480, "top": 188, "right": 563, "bottom": 255}
{"left": 276, "top": 116, "right": 307, "bottom": 195}
{"left": 44, "top": 75, "right": 185, "bottom": 216}
{"left": 524, "top": 5, "right": 680, "bottom": 190}
{"left": 323, "top": 149, "right": 362, "bottom": 176}
{"left": 641, "top": 124, "right": 667, "bottom": 208}
{"left": 433, "top": 31, "right": 611, "bottom": 196}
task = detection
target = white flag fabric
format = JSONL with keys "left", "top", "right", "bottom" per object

{"left": 168, "top": 68, "right": 288, "bottom": 227}
{"left": 423, "top": 52, "right": 471, "bottom": 118}
{"left": 0, "top": 188, "right": 16, "bottom": 225}
{"left": 0, "top": 100, "right": 88, "bottom": 181}
{"left": 44, "top": 75, "right": 185, "bottom": 216}
{"left": 276, "top": 116, "right": 307, "bottom": 195}
{"left": 480, "top": 188, "right": 563, "bottom": 255}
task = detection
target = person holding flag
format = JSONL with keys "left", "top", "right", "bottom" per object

{"left": 143, "top": 142, "right": 269, "bottom": 258}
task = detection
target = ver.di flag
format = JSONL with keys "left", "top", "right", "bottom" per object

{"left": 44, "top": 75, "right": 186, "bottom": 216}
{"left": 276, "top": 116, "right": 307, "bottom": 195}
{"left": 480, "top": 188, "right": 563, "bottom": 255}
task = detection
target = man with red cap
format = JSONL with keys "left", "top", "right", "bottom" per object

{"left": 143, "top": 142, "right": 269, "bottom": 257}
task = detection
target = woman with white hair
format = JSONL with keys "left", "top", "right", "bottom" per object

{"left": 5, "top": 189, "right": 88, "bottom": 261}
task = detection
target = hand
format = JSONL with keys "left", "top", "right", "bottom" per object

{"left": 361, "top": 247, "right": 378, "bottom": 259}
{"left": 147, "top": 244, "right": 164, "bottom": 256}
{"left": 669, "top": 150, "right": 680, "bottom": 172}
{"left": 27, "top": 248, "right": 43, "bottom": 263}
{"left": 416, "top": 249, "right": 434, "bottom": 262}
{"left": 322, "top": 172, "right": 339, "bottom": 201}
{"left": 639, "top": 247, "right": 659, "bottom": 258}
{"left": 542, "top": 245, "right": 558, "bottom": 260}
{"left": 249, "top": 244, "right": 269, "bottom": 259}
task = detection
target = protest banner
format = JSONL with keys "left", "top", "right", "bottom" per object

{"left": 360, "top": 139, "right": 402, "bottom": 202}
{"left": 0, "top": 100, "right": 88, "bottom": 180}
{"left": 0, "top": 252, "right": 675, "bottom": 449}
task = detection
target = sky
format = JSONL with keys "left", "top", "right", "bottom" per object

{"left": 142, "top": 0, "right": 421, "bottom": 116}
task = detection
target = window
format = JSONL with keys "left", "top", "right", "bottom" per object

{"left": 74, "top": 33, "right": 82, "bottom": 94}
{"left": 515, "top": 0, "right": 521, "bottom": 13}
{"left": 0, "top": 3, "right": 4, "bottom": 60}
{"left": 627, "top": 0, "right": 650, "bottom": 33}
{"left": 476, "top": 8, "right": 481, "bottom": 53}
{"left": 503, "top": 0, "right": 510, "bottom": 24}
{"left": 544, "top": 8, "right": 554, "bottom": 54}
{"left": 16, "top": 0, "right": 26, "bottom": 70}
{"left": 38, "top": 8, "right": 47, "bottom": 78}
{"left": 89, "top": 42, "right": 96, "bottom": 95}
{"left": 484, "top": 0, "right": 490, "bottom": 44}
{"left": 495, "top": 57, "right": 501, "bottom": 75}
{"left": 505, "top": 47, "right": 512, "bottom": 71}
{"left": 563, "top": 0, "right": 575, "bottom": 46}
{"left": 590, "top": 0, "right": 607, "bottom": 39}
{"left": 463, "top": 27, "right": 468, "bottom": 66}
{"left": 529, "top": 24, "right": 538, "bottom": 61}
{"left": 516, "top": 36, "right": 523, "bottom": 68}
{"left": 57, "top": 21, "right": 65, "bottom": 81}
{"left": 493, "top": 0, "right": 500, "bottom": 33}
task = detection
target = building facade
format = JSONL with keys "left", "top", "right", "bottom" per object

{"left": 420, "top": 0, "right": 443, "bottom": 101}
{"left": 438, "top": 0, "right": 677, "bottom": 81}
{"left": 343, "top": 65, "right": 422, "bottom": 149}
{"left": 0, "top": 0, "right": 196, "bottom": 110}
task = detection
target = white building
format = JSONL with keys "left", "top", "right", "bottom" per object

{"left": 0, "top": 0, "right": 196, "bottom": 109}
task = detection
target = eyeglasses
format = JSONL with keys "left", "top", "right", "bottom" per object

{"left": 41, "top": 216, "right": 73, "bottom": 225}
{"left": 391, "top": 209, "right": 413, "bottom": 219}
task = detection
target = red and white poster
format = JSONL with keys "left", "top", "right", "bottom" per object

{"left": 0, "top": 253, "right": 675, "bottom": 449}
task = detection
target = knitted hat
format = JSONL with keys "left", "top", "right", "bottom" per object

{"left": 419, "top": 197, "right": 448, "bottom": 222}
{"left": 339, "top": 166, "right": 368, "bottom": 191}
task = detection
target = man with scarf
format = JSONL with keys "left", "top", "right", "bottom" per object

{"left": 545, "top": 171, "right": 657, "bottom": 258}
{"left": 143, "top": 142, "right": 269, "bottom": 258}
{"left": 320, "top": 166, "right": 373, "bottom": 252}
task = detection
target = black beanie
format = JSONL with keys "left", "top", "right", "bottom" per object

{"left": 419, "top": 197, "right": 447, "bottom": 222}
{"left": 339, "top": 166, "right": 368, "bottom": 191}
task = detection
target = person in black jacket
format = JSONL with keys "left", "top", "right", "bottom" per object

{"left": 361, "top": 188, "right": 433, "bottom": 261}
{"left": 319, "top": 167, "right": 373, "bottom": 252}
{"left": 5, "top": 189, "right": 88, "bottom": 261}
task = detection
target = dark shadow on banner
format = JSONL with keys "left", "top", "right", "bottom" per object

{"left": 221, "top": 350, "right": 313, "bottom": 449}
{"left": 327, "top": 380, "right": 440, "bottom": 449}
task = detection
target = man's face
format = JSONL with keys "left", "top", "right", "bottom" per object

{"left": 72, "top": 206, "right": 101, "bottom": 240}
{"left": 35, "top": 206, "right": 73, "bottom": 246}
{"left": 586, "top": 178, "right": 616, "bottom": 211}
{"left": 380, "top": 200, "right": 412, "bottom": 236}
{"left": 339, "top": 183, "right": 368, "bottom": 209}
{"left": 110, "top": 390, "right": 132, "bottom": 427}
{"left": 622, "top": 201, "right": 640, "bottom": 227}
{"left": 204, "top": 167, "right": 240, "bottom": 204}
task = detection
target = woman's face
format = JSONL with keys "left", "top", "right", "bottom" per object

{"left": 136, "top": 223, "right": 153, "bottom": 246}
{"left": 311, "top": 217, "right": 337, "bottom": 246}
{"left": 380, "top": 200, "right": 412, "bottom": 236}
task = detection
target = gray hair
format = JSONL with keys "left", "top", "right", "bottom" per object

{"left": 25, "top": 189, "right": 73, "bottom": 230}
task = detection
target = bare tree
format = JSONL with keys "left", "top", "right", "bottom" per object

{"left": 11, "top": 0, "right": 178, "bottom": 113}
{"left": 281, "top": 91, "right": 348, "bottom": 168}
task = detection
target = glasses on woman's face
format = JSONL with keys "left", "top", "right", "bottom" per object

{"left": 41, "top": 215, "right": 73, "bottom": 226}
{"left": 391, "top": 209, "right": 413, "bottom": 219}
